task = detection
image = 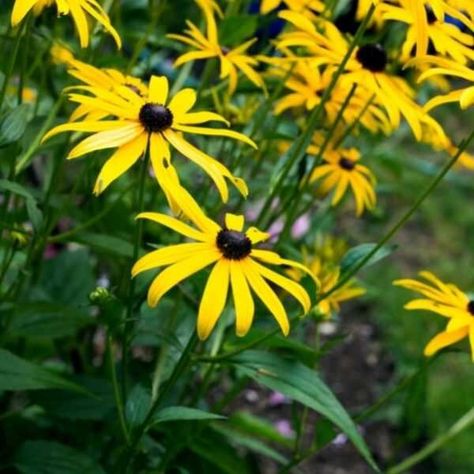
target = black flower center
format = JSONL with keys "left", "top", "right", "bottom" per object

{"left": 216, "top": 229, "right": 252, "bottom": 260}
{"left": 139, "top": 103, "right": 173, "bottom": 133}
{"left": 467, "top": 300, "right": 474, "bottom": 316}
{"left": 356, "top": 44, "right": 387, "bottom": 72}
{"left": 339, "top": 157, "right": 355, "bottom": 170}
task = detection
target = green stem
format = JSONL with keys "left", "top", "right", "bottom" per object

{"left": 387, "top": 407, "right": 474, "bottom": 474}
{"left": 255, "top": 5, "right": 375, "bottom": 228}
{"left": 321, "top": 129, "right": 474, "bottom": 301}
{"left": 107, "top": 335, "right": 131, "bottom": 445}
{"left": 0, "top": 19, "right": 26, "bottom": 109}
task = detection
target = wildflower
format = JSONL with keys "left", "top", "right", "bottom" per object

{"left": 43, "top": 75, "right": 254, "bottom": 201}
{"left": 132, "top": 186, "right": 317, "bottom": 340}
{"left": 268, "top": 57, "right": 392, "bottom": 134}
{"left": 11, "top": 0, "right": 121, "bottom": 49}
{"left": 309, "top": 147, "right": 376, "bottom": 216}
{"left": 379, "top": 0, "right": 474, "bottom": 58}
{"left": 411, "top": 56, "right": 474, "bottom": 111}
{"left": 276, "top": 11, "right": 446, "bottom": 142}
{"left": 381, "top": 1, "right": 474, "bottom": 64}
{"left": 168, "top": 4, "right": 265, "bottom": 94}
{"left": 394, "top": 271, "right": 474, "bottom": 360}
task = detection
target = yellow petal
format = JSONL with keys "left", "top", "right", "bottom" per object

{"left": 230, "top": 261, "right": 255, "bottom": 337}
{"left": 42, "top": 120, "right": 132, "bottom": 143}
{"left": 11, "top": 0, "right": 37, "bottom": 26}
{"left": 197, "top": 259, "right": 230, "bottom": 340}
{"left": 176, "top": 111, "right": 229, "bottom": 126}
{"left": 225, "top": 214, "right": 244, "bottom": 231}
{"left": 147, "top": 249, "right": 220, "bottom": 307}
{"left": 93, "top": 133, "right": 147, "bottom": 194}
{"left": 242, "top": 259, "right": 290, "bottom": 336}
{"left": 149, "top": 76, "right": 169, "bottom": 105}
{"left": 167, "top": 88, "right": 197, "bottom": 119}
{"left": 424, "top": 327, "right": 469, "bottom": 357}
{"left": 68, "top": 0, "right": 90, "bottom": 48}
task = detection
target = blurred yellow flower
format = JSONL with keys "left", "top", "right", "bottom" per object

{"left": 260, "top": 0, "right": 324, "bottom": 18}
{"left": 394, "top": 271, "right": 474, "bottom": 360}
{"left": 132, "top": 186, "right": 316, "bottom": 340}
{"left": 11, "top": 0, "right": 121, "bottom": 49}
{"left": 168, "top": 8, "right": 265, "bottom": 94}
{"left": 309, "top": 147, "right": 376, "bottom": 216}
{"left": 43, "top": 75, "right": 254, "bottom": 202}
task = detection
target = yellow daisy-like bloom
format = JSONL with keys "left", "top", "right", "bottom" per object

{"left": 276, "top": 11, "right": 447, "bottom": 142}
{"left": 381, "top": 2, "right": 474, "bottom": 64}
{"left": 268, "top": 57, "right": 392, "bottom": 135}
{"left": 132, "top": 187, "right": 317, "bottom": 340}
{"left": 42, "top": 75, "right": 255, "bottom": 200}
{"left": 260, "top": 0, "right": 324, "bottom": 18}
{"left": 379, "top": 0, "right": 474, "bottom": 58}
{"left": 394, "top": 271, "right": 474, "bottom": 360}
{"left": 168, "top": 8, "right": 265, "bottom": 95}
{"left": 411, "top": 56, "right": 474, "bottom": 111}
{"left": 11, "top": 0, "right": 121, "bottom": 49}
{"left": 309, "top": 148, "right": 376, "bottom": 216}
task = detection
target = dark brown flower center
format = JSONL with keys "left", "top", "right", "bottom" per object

{"left": 216, "top": 229, "right": 252, "bottom": 260}
{"left": 339, "top": 157, "right": 355, "bottom": 170}
{"left": 356, "top": 44, "right": 387, "bottom": 72}
{"left": 467, "top": 300, "right": 474, "bottom": 316}
{"left": 139, "top": 103, "right": 173, "bottom": 133}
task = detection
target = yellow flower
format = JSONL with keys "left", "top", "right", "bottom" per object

{"left": 276, "top": 11, "right": 447, "bottom": 142}
{"left": 42, "top": 75, "right": 255, "bottom": 201}
{"left": 260, "top": 0, "right": 324, "bottom": 18}
{"left": 394, "top": 271, "right": 474, "bottom": 360}
{"left": 11, "top": 0, "right": 121, "bottom": 49}
{"left": 379, "top": 0, "right": 474, "bottom": 58}
{"left": 381, "top": 1, "right": 474, "bottom": 64}
{"left": 268, "top": 57, "right": 392, "bottom": 135}
{"left": 412, "top": 56, "right": 474, "bottom": 111}
{"left": 309, "top": 147, "right": 376, "bottom": 216}
{"left": 132, "top": 186, "right": 317, "bottom": 340}
{"left": 168, "top": 7, "right": 265, "bottom": 94}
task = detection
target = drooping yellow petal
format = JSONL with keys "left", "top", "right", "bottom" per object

{"left": 230, "top": 261, "right": 255, "bottom": 337}
{"left": 42, "top": 120, "right": 133, "bottom": 142}
{"left": 242, "top": 259, "right": 290, "bottom": 336}
{"left": 197, "top": 259, "right": 230, "bottom": 340}
{"left": 93, "top": 132, "right": 147, "bottom": 194}
{"left": 176, "top": 111, "right": 229, "bottom": 126}
{"left": 424, "top": 326, "right": 469, "bottom": 356}
{"left": 147, "top": 249, "right": 220, "bottom": 307}
{"left": 11, "top": 0, "right": 37, "bottom": 26}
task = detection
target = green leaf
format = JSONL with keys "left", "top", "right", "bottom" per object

{"left": 219, "top": 15, "right": 257, "bottom": 46}
{"left": 25, "top": 197, "right": 43, "bottom": 230}
{"left": 72, "top": 232, "right": 133, "bottom": 258}
{"left": 0, "top": 104, "right": 30, "bottom": 147}
{"left": 0, "top": 179, "right": 35, "bottom": 200}
{"left": 9, "top": 302, "right": 92, "bottom": 338}
{"left": 14, "top": 441, "right": 105, "bottom": 474}
{"left": 340, "top": 243, "right": 396, "bottom": 275}
{"left": 231, "top": 351, "right": 380, "bottom": 472}
{"left": 153, "top": 406, "right": 226, "bottom": 424}
{"left": 0, "top": 349, "right": 88, "bottom": 394}
{"left": 126, "top": 384, "right": 151, "bottom": 430}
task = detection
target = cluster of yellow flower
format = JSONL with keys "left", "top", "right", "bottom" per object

{"left": 10, "top": 0, "right": 474, "bottom": 358}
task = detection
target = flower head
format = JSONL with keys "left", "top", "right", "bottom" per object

{"left": 11, "top": 0, "right": 121, "bottom": 49}
{"left": 394, "top": 271, "right": 474, "bottom": 360}
{"left": 168, "top": 6, "right": 265, "bottom": 94}
{"left": 132, "top": 187, "right": 317, "bottom": 340}
{"left": 43, "top": 75, "right": 255, "bottom": 201}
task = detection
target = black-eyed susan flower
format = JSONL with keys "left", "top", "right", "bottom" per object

{"left": 11, "top": 0, "right": 121, "bottom": 49}
{"left": 381, "top": 1, "right": 474, "bottom": 64}
{"left": 309, "top": 147, "right": 376, "bottom": 216}
{"left": 168, "top": 3, "right": 265, "bottom": 95}
{"left": 132, "top": 186, "right": 317, "bottom": 340}
{"left": 394, "top": 271, "right": 474, "bottom": 360}
{"left": 42, "top": 75, "right": 255, "bottom": 200}
{"left": 379, "top": 0, "right": 474, "bottom": 58}
{"left": 276, "top": 11, "right": 447, "bottom": 142}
